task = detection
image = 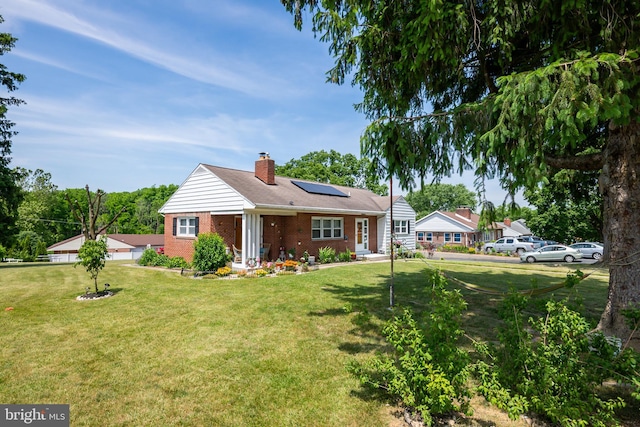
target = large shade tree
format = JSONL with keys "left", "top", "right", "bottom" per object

{"left": 0, "top": 16, "right": 26, "bottom": 247}
{"left": 275, "top": 149, "right": 388, "bottom": 195}
{"left": 282, "top": 1, "right": 640, "bottom": 345}
{"left": 405, "top": 183, "right": 477, "bottom": 219}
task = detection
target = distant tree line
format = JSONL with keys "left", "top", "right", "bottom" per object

{"left": 1, "top": 167, "right": 177, "bottom": 261}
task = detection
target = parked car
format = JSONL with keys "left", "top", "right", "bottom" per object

{"left": 483, "top": 237, "right": 536, "bottom": 255}
{"left": 569, "top": 242, "right": 604, "bottom": 260}
{"left": 518, "top": 235, "right": 547, "bottom": 248}
{"left": 519, "top": 244, "right": 583, "bottom": 263}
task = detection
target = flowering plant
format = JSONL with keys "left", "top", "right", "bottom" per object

{"left": 215, "top": 266, "right": 232, "bottom": 277}
{"left": 283, "top": 259, "right": 298, "bottom": 271}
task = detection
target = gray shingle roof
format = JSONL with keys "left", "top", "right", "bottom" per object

{"left": 203, "top": 164, "right": 389, "bottom": 214}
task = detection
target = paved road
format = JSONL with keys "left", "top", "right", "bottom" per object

{"left": 426, "top": 250, "right": 599, "bottom": 265}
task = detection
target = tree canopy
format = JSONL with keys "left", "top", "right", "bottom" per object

{"left": 525, "top": 170, "right": 603, "bottom": 244}
{"left": 275, "top": 149, "right": 388, "bottom": 195}
{"left": 282, "top": 1, "right": 640, "bottom": 344}
{"left": 405, "top": 184, "right": 477, "bottom": 219}
{"left": 0, "top": 16, "right": 26, "bottom": 246}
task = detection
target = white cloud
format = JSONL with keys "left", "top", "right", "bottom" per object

{"left": 3, "top": 0, "right": 303, "bottom": 98}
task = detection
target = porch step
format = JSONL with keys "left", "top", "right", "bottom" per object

{"left": 362, "top": 253, "right": 389, "bottom": 261}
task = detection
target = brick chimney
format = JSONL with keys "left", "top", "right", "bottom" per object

{"left": 504, "top": 218, "right": 511, "bottom": 226}
{"left": 455, "top": 207, "right": 472, "bottom": 219}
{"left": 255, "top": 152, "right": 275, "bottom": 185}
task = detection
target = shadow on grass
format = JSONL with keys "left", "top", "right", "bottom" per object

{"left": 310, "top": 263, "right": 607, "bottom": 354}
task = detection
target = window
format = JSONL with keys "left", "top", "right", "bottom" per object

{"left": 173, "top": 216, "right": 198, "bottom": 237}
{"left": 312, "top": 217, "right": 343, "bottom": 240}
{"left": 393, "top": 220, "right": 410, "bottom": 234}
{"left": 444, "top": 233, "right": 451, "bottom": 242}
{"left": 417, "top": 232, "right": 425, "bottom": 241}
{"left": 426, "top": 232, "right": 433, "bottom": 242}
{"left": 454, "top": 233, "right": 462, "bottom": 243}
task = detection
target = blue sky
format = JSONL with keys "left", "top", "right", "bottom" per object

{"left": 2, "top": 0, "right": 520, "bottom": 205}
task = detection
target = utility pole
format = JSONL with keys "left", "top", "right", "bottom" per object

{"left": 389, "top": 177, "right": 394, "bottom": 308}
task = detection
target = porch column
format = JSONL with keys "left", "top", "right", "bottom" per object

{"left": 242, "top": 213, "right": 261, "bottom": 264}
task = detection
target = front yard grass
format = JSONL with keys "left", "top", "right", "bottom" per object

{"left": 0, "top": 258, "right": 624, "bottom": 426}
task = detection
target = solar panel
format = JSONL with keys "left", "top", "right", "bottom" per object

{"left": 291, "top": 180, "right": 349, "bottom": 197}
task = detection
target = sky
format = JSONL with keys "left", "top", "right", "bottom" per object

{"left": 2, "top": 0, "right": 522, "bottom": 205}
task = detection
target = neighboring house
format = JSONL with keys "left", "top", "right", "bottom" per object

{"left": 158, "top": 153, "right": 416, "bottom": 267}
{"left": 415, "top": 208, "right": 533, "bottom": 247}
{"left": 498, "top": 218, "right": 532, "bottom": 237}
{"left": 415, "top": 207, "right": 497, "bottom": 247}
{"left": 47, "top": 234, "right": 164, "bottom": 263}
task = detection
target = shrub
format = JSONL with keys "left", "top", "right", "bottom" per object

{"left": 318, "top": 246, "right": 336, "bottom": 264}
{"left": 255, "top": 268, "right": 268, "bottom": 277}
{"left": 166, "top": 256, "right": 188, "bottom": 269}
{"left": 349, "top": 270, "right": 472, "bottom": 424}
{"left": 154, "top": 254, "right": 170, "bottom": 266}
{"left": 338, "top": 249, "right": 352, "bottom": 262}
{"left": 474, "top": 294, "right": 636, "bottom": 426}
{"left": 192, "top": 233, "right": 230, "bottom": 273}
{"left": 138, "top": 248, "right": 158, "bottom": 266}
{"left": 0, "top": 243, "right": 5, "bottom": 260}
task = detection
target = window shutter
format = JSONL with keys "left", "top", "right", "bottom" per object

{"left": 407, "top": 221, "right": 411, "bottom": 234}
{"left": 195, "top": 217, "right": 199, "bottom": 236}
{"left": 172, "top": 217, "right": 177, "bottom": 236}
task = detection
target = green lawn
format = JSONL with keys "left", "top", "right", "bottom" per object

{"left": 0, "top": 258, "right": 615, "bottom": 426}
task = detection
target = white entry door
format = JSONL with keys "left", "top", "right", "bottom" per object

{"left": 355, "top": 218, "right": 369, "bottom": 253}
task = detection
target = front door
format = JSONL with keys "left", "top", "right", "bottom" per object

{"left": 355, "top": 218, "right": 368, "bottom": 253}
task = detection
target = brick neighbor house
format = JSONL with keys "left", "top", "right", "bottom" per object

{"left": 158, "top": 154, "right": 415, "bottom": 267}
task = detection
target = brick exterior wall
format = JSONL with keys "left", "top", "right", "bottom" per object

{"left": 267, "top": 213, "right": 379, "bottom": 260}
{"left": 164, "top": 212, "right": 234, "bottom": 262}
{"left": 164, "top": 212, "right": 379, "bottom": 262}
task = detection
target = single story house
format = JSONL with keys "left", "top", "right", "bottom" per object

{"left": 158, "top": 154, "right": 416, "bottom": 267}
{"left": 415, "top": 208, "right": 531, "bottom": 247}
{"left": 498, "top": 218, "right": 532, "bottom": 237}
{"left": 414, "top": 207, "right": 484, "bottom": 248}
{"left": 47, "top": 234, "right": 165, "bottom": 262}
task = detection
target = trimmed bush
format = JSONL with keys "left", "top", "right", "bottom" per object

{"left": 192, "top": 233, "right": 230, "bottom": 273}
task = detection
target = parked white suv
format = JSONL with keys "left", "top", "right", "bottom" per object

{"left": 483, "top": 237, "right": 536, "bottom": 255}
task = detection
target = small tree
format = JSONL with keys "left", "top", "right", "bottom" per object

{"left": 192, "top": 233, "right": 229, "bottom": 273}
{"left": 75, "top": 236, "right": 109, "bottom": 294}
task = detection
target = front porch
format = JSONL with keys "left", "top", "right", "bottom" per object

{"left": 225, "top": 212, "right": 378, "bottom": 270}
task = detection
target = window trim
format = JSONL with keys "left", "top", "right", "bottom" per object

{"left": 311, "top": 216, "right": 343, "bottom": 240}
{"left": 173, "top": 216, "right": 199, "bottom": 237}
{"left": 393, "top": 219, "right": 410, "bottom": 235}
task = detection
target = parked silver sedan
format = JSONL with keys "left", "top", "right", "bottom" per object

{"left": 519, "top": 244, "right": 583, "bottom": 263}
{"left": 569, "top": 242, "right": 604, "bottom": 260}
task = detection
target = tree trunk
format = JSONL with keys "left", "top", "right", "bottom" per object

{"left": 597, "top": 120, "right": 640, "bottom": 350}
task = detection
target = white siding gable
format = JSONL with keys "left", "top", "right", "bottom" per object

{"left": 159, "top": 165, "right": 252, "bottom": 214}
{"left": 415, "top": 211, "right": 475, "bottom": 232}
{"left": 379, "top": 196, "right": 417, "bottom": 253}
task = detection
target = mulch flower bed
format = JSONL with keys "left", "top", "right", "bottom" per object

{"left": 76, "top": 290, "right": 114, "bottom": 301}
